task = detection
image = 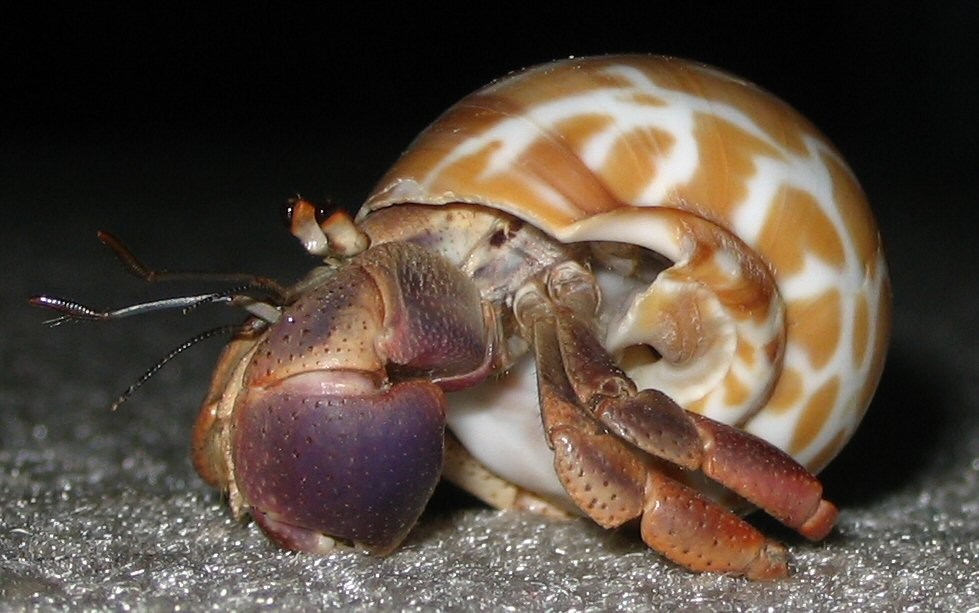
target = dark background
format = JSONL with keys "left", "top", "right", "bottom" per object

{"left": 3, "top": 4, "right": 978, "bottom": 609}
{"left": 4, "top": 5, "right": 976, "bottom": 234}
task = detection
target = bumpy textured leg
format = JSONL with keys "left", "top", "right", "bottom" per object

{"left": 555, "top": 310, "right": 837, "bottom": 541}
{"left": 516, "top": 262, "right": 837, "bottom": 579}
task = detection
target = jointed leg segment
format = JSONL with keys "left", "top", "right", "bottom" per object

{"left": 514, "top": 262, "right": 837, "bottom": 579}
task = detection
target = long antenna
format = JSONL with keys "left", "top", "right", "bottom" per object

{"left": 108, "top": 325, "right": 238, "bottom": 411}
{"left": 28, "top": 293, "right": 232, "bottom": 326}
{"left": 97, "top": 230, "right": 291, "bottom": 304}
{"left": 30, "top": 230, "right": 290, "bottom": 409}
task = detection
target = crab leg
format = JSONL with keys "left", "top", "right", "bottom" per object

{"left": 525, "top": 296, "right": 790, "bottom": 579}
{"left": 515, "top": 263, "right": 837, "bottom": 578}
{"left": 558, "top": 307, "right": 836, "bottom": 539}
{"left": 550, "top": 298, "right": 838, "bottom": 534}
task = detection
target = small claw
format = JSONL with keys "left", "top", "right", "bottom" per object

{"left": 597, "top": 395, "right": 837, "bottom": 540}
{"left": 540, "top": 289, "right": 837, "bottom": 541}
{"left": 553, "top": 290, "right": 836, "bottom": 540}
{"left": 690, "top": 414, "right": 837, "bottom": 539}
{"left": 797, "top": 499, "right": 839, "bottom": 541}
{"left": 523, "top": 281, "right": 801, "bottom": 579}
{"left": 531, "top": 309, "right": 646, "bottom": 529}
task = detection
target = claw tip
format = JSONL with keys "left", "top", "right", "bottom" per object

{"left": 799, "top": 500, "right": 839, "bottom": 541}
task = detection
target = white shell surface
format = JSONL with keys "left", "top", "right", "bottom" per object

{"left": 446, "top": 358, "right": 568, "bottom": 506}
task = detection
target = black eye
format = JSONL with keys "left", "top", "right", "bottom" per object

{"left": 314, "top": 199, "right": 337, "bottom": 226}
{"left": 281, "top": 197, "right": 300, "bottom": 228}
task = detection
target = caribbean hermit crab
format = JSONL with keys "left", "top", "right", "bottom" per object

{"left": 34, "top": 55, "right": 890, "bottom": 580}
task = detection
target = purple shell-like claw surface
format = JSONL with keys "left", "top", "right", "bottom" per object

{"left": 231, "top": 379, "right": 446, "bottom": 554}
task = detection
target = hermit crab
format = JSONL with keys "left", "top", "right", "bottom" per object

{"left": 33, "top": 55, "right": 890, "bottom": 580}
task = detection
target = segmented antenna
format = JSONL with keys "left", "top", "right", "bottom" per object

{"left": 28, "top": 293, "right": 232, "bottom": 326}
{"left": 108, "top": 325, "right": 237, "bottom": 411}
{"left": 97, "top": 230, "right": 292, "bottom": 305}
{"left": 30, "top": 230, "right": 290, "bottom": 410}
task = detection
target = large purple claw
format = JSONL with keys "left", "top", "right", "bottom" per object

{"left": 231, "top": 379, "right": 446, "bottom": 554}
{"left": 192, "top": 241, "right": 490, "bottom": 556}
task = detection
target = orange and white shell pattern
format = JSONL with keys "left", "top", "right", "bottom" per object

{"left": 362, "top": 55, "right": 890, "bottom": 473}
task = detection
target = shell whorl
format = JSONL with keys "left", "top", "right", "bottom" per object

{"left": 362, "top": 55, "right": 890, "bottom": 472}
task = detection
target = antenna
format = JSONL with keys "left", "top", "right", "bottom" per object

{"left": 30, "top": 231, "right": 290, "bottom": 409}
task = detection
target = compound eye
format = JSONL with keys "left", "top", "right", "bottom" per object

{"left": 281, "top": 197, "right": 300, "bottom": 229}
{"left": 314, "top": 200, "right": 337, "bottom": 227}
{"left": 281, "top": 197, "right": 338, "bottom": 230}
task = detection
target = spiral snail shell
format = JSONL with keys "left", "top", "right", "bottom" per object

{"left": 362, "top": 55, "right": 890, "bottom": 474}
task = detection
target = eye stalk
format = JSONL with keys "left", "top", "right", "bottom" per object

{"left": 283, "top": 197, "right": 370, "bottom": 258}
